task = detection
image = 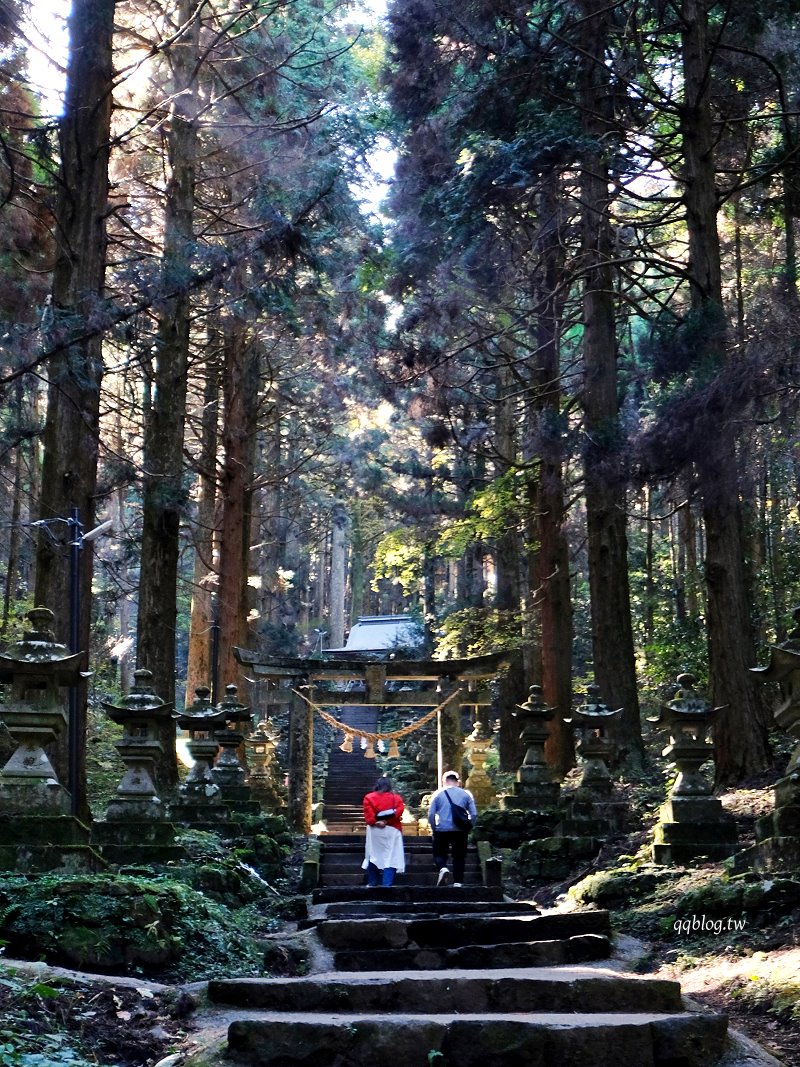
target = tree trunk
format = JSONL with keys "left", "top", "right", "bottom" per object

{"left": 34, "top": 0, "right": 115, "bottom": 814}
{"left": 679, "top": 0, "right": 770, "bottom": 781}
{"left": 217, "top": 318, "right": 259, "bottom": 692}
{"left": 136, "top": 0, "right": 199, "bottom": 781}
{"left": 532, "top": 173, "right": 574, "bottom": 776}
{"left": 579, "top": 0, "right": 642, "bottom": 763}
{"left": 349, "top": 501, "right": 367, "bottom": 625}
{"left": 493, "top": 359, "right": 526, "bottom": 771}
{"left": 186, "top": 339, "right": 220, "bottom": 702}
{"left": 328, "top": 501, "right": 348, "bottom": 648}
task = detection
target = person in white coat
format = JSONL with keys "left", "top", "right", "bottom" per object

{"left": 362, "top": 775, "right": 406, "bottom": 887}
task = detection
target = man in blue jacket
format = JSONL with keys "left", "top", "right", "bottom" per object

{"left": 427, "top": 770, "right": 478, "bottom": 886}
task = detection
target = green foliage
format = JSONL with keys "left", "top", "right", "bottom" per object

{"left": 84, "top": 709, "right": 124, "bottom": 814}
{"left": 435, "top": 608, "right": 522, "bottom": 659}
{"left": 0, "top": 872, "right": 272, "bottom": 981}
{"left": 371, "top": 528, "right": 427, "bottom": 594}
{"left": 437, "top": 471, "right": 526, "bottom": 559}
{"left": 0, "top": 969, "right": 102, "bottom": 1067}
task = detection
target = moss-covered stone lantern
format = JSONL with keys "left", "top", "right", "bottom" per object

{"left": 650, "top": 674, "right": 737, "bottom": 865}
{"left": 100, "top": 668, "right": 177, "bottom": 817}
{"left": 502, "top": 685, "right": 561, "bottom": 810}
{"left": 566, "top": 684, "right": 622, "bottom": 796}
{"left": 0, "top": 607, "right": 104, "bottom": 872}
{"left": 91, "top": 669, "right": 183, "bottom": 864}
{"left": 246, "top": 716, "right": 285, "bottom": 813}
{"left": 211, "top": 684, "right": 261, "bottom": 816}
{"left": 168, "top": 686, "right": 230, "bottom": 828}
{"left": 211, "top": 683, "right": 251, "bottom": 793}
{"left": 0, "top": 607, "right": 82, "bottom": 814}
{"left": 560, "top": 683, "right": 627, "bottom": 837}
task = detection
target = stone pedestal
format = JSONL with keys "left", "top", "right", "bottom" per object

{"left": 652, "top": 795, "right": 738, "bottom": 865}
{"left": 0, "top": 814, "right": 105, "bottom": 873}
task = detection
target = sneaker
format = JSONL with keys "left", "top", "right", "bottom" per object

{"left": 437, "top": 867, "right": 451, "bottom": 886}
{"left": 453, "top": 882, "right": 463, "bottom": 887}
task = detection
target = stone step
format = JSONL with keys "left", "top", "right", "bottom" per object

{"left": 208, "top": 966, "right": 685, "bottom": 1014}
{"left": 314, "top": 910, "right": 611, "bottom": 952}
{"left": 318, "top": 837, "right": 438, "bottom": 850}
{"left": 312, "top": 885, "right": 505, "bottom": 904}
{"left": 302, "top": 900, "right": 540, "bottom": 923}
{"left": 331, "top": 932, "right": 611, "bottom": 970}
{"left": 221, "top": 1010, "right": 728, "bottom": 1066}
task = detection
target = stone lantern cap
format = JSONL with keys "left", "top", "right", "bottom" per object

{"left": 0, "top": 606, "right": 83, "bottom": 684}
{"left": 648, "top": 673, "right": 725, "bottom": 729}
{"left": 216, "top": 683, "right": 251, "bottom": 729}
{"left": 514, "top": 684, "right": 556, "bottom": 722}
{"left": 648, "top": 678, "right": 725, "bottom": 746}
{"left": 177, "top": 685, "right": 228, "bottom": 733}
{"left": 750, "top": 610, "right": 800, "bottom": 681}
{"left": 565, "top": 683, "right": 623, "bottom": 728}
{"left": 101, "top": 668, "right": 177, "bottom": 726}
{"left": 251, "top": 717, "right": 280, "bottom": 744}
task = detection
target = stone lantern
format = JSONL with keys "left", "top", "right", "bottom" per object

{"left": 0, "top": 607, "right": 104, "bottom": 872}
{"left": 651, "top": 674, "right": 721, "bottom": 796}
{"left": 650, "top": 674, "right": 737, "bottom": 865}
{"left": 246, "top": 716, "right": 285, "bottom": 812}
{"left": 561, "top": 683, "right": 627, "bottom": 835}
{"left": 0, "top": 607, "right": 82, "bottom": 814}
{"left": 211, "top": 684, "right": 261, "bottom": 815}
{"left": 211, "top": 684, "right": 251, "bottom": 793}
{"left": 464, "top": 711, "right": 497, "bottom": 811}
{"left": 168, "top": 686, "right": 230, "bottom": 828}
{"left": 746, "top": 609, "right": 800, "bottom": 870}
{"left": 502, "top": 685, "right": 561, "bottom": 810}
{"left": 100, "top": 669, "right": 177, "bottom": 817}
{"left": 91, "top": 669, "right": 183, "bottom": 863}
{"left": 566, "top": 684, "right": 622, "bottom": 796}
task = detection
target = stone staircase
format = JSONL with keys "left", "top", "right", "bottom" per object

{"left": 316, "top": 705, "right": 485, "bottom": 887}
{"left": 317, "top": 832, "right": 483, "bottom": 887}
{"left": 204, "top": 886, "right": 730, "bottom": 1066}
{"left": 319, "top": 707, "right": 384, "bottom": 833}
{"left": 191, "top": 708, "right": 735, "bottom": 1067}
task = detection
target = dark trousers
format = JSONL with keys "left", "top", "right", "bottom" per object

{"left": 432, "top": 830, "right": 469, "bottom": 883}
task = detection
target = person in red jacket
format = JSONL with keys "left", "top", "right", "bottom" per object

{"left": 362, "top": 776, "right": 406, "bottom": 887}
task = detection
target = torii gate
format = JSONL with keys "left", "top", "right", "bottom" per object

{"left": 234, "top": 648, "right": 512, "bottom": 832}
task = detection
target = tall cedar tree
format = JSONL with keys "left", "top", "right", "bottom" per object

{"left": 677, "top": 0, "right": 771, "bottom": 780}
{"left": 136, "top": 0, "right": 199, "bottom": 778}
{"left": 34, "top": 0, "right": 115, "bottom": 812}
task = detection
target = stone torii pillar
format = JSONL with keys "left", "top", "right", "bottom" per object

{"left": 289, "top": 686, "right": 313, "bottom": 833}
